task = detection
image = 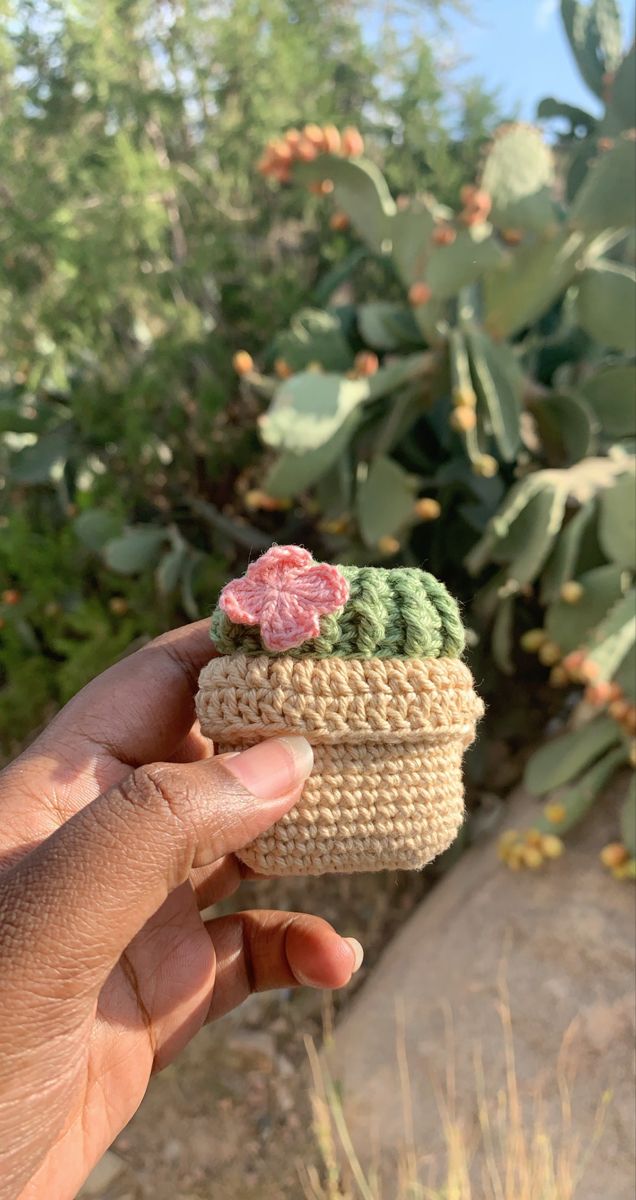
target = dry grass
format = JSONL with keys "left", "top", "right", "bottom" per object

{"left": 298, "top": 983, "right": 609, "bottom": 1200}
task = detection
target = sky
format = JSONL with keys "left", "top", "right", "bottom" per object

{"left": 443, "top": 0, "right": 635, "bottom": 120}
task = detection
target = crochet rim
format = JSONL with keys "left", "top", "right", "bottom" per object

{"left": 196, "top": 653, "right": 484, "bottom": 746}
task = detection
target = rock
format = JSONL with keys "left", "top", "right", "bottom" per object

{"left": 78, "top": 1150, "right": 126, "bottom": 1196}
{"left": 327, "top": 777, "right": 636, "bottom": 1200}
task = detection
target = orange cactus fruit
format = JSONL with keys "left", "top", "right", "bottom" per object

{"left": 354, "top": 350, "right": 379, "bottom": 376}
{"left": 562, "top": 649, "right": 585, "bottom": 676}
{"left": 322, "top": 125, "right": 342, "bottom": 154}
{"left": 600, "top": 842, "right": 628, "bottom": 869}
{"left": 232, "top": 350, "right": 254, "bottom": 376}
{"left": 1, "top": 589, "right": 20, "bottom": 605}
{"left": 584, "top": 681, "right": 614, "bottom": 706}
{"left": 341, "top": 126, "right": 364, "bottom": 157}
{"left": 609, "top": 698, "right": 630, "bottom": 722}
{"left": 414, "top": 498, "right": 441, "bottom": 521}
{"left": 284, "top": 128, "right": 302, "bottom": 147}
{"left": 274, "top": 358, "right": 293, "bottom": 380}
{"left": 432, "top": 223, "right": 457, "bottom": 246}
{"left": 449, "top": 406, "right": 477, "bottom": 433}
{"left": 408, "top": 281, "right": 432, "bottom": 306}
{"left": 309, "top": 179, "right": 334, "bottom": 196}
{"left": 271, "top": 139, "right": 293, "bottom": 164}
{"left": 329, "top": 211, "right": 350, "bottom": 231}
{"left": 296, "top": 137, "right": 318, "bottom": 162}
{"left": 501, "top": 228, "right": 524, "bottom": 245}
{"left": 303, "top": 123, "right": 326, "bottom": 149}
{"left": 377, "top": 535, "right": 400, "bottom": 556}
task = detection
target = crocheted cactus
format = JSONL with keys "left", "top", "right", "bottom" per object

{"left": 211, "top": 557, "right": 465, "bottom": 659}
{"left": 196, "top": 545, "right": 481, "bottom": 876}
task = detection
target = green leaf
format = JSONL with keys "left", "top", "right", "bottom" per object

{"left": 540, "top": 502, "right": 596, "bottom": 603}
{"left": 356, "top": 455, "right": 418, "bottom": 547}
{"left": 561, "top": 0, "right": 607, "bottom": 97}
{"left": 260, "top": 373, "right": 370, "bottom": 454}
{"left": 265, "top": 411, "right": 361, "bottom": 500}
{"left": 10, "top": 423, "right": 72, "bottom": 484}
{"left": 357, "top": 303, "right": 420, "bottom": 351}
{"left": 534, "top": 744, "right": 627, "bottom": 834}
{"left": 524, "top": 715, "right": 621, "bottom": 795}
{"left": 483, "top": 231, "right": 584, "bottom": 339}
{"left": 621, "top": 775, "right": 636, "bottom": 857}
{"left": 426, "top": 225, "right": 507, "bottom": 298}
{"left": 465, "top": 328, "right": 522, "bottom": 462}
{"left": 598, "top": 469, "right": 636, "bottom": 567}
{"left": 480, "top": 123, "right": 556, "bottom": 232}
{"left": 531, "top": 392, "right": 598, "bottom": 463}
{"left": 579, "top": 362, "right": 636, "bottom": 437}
{"left": 545, "top": 563, "right": 626, "bottom": 652}
{"left": 74, "top": 509, "right": 123, "bottom": 552}
{"left": 569, "top": 136, "right": 636, "bottom": 233}
{"left": 615, "top": 643, "right": 636, "bottom": 700}
{"left": 156, "top": 543, "right": 189, "bottom": 595}
{"left": 585, "top": 587, "right": 636, "bottom": 680}
{"left": 294, "top": 155, "right": 396, "bottom": 254}
{"left": 537, "top": 97, "right": 596, "bottom": 133}
{"left": 270, "top": 308, "right": 352, "bottom": 373}
{"left": 103, "top": 526, "right": 168, "bottom": 575}
{"left": 575, "top": 261, "right": 636, "bottom": 352}
{"left": 491, "top": 593, "right": 515, "bottom": 675}
{"left": 603, "top": 44, "right": 636, "bottom": 135}
{"left": 389, "top": 201, "right": 437, "bottom": 287}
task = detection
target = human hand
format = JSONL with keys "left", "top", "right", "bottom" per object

{"left": 0, "top": 621, "right": 362, "bottom": 1200}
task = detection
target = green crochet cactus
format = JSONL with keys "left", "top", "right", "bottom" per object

{"left": 211, "top": 564, "right": 465, "bottom": 660}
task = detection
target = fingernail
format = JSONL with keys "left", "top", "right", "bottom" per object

{"left": 344, "top": 937, "right": 364, "bottom": 973}
{"left": 222, "top": 736, "right": 313, "bottom": 800}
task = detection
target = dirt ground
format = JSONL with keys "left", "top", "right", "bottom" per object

{"left": 81, "top": 869, "right": 429, "bottom": 1200}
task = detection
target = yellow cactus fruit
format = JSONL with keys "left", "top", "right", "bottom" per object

{"left": 432, "top": 223, "right": 457, "bottom": 246}
{"left": 109, "top": 596, "right": 129, "bottom": 616}
{"left": 520, "top": 628, "right": 547, "bottom": 653}
{"left": 322, "top": 125, "right": 342, "bottom": 154}
{"left": 232, "top": 350, "right": 254, "bottom": 376}
{"left": 329, "top": 211, "right": 350, "bottom": 232}
{"left": 408, "top": 281, "right": 432, "bottom": 306}
{"left": 541, "top": 834, "right": 565, "bottom": 859}
{"left": 274, "top": 358, "right": 293, "bottom": 380}
{"left": 341, "top": 126, "right": 364, "bottom": 157}
{"left": 549, "top": 665, "right": 568, "bottom": 688}
{"left": 538, "top": 639, "right": 562, "bottom": 666}
{"left": 452, "top": 386, "right": 477, "bottom": 409}
{"left": 524, "top": 827, "right": 543, "bottom": 848}
{"left": 473, "top": 454, "right": 498, "bottom": 478}
{"left": 377, "top": 535, "right": 400, "bottom": 556}
{"left": 244, "top": 489, "right": 291, "bottom": 513}
{"left": 414, "top": 497, "right": 441, "bottom": 521}
{"left": 520, "top": 844, "right": 544, "bottom": 869}
{"left": 449, "top": 406, "right": 477, "bottom": 433}
{"left": 612, "top": 859, "right": 636, "bottom": 881}
{"left": 306, "top": 361, "right": 323, "bottom": 373}
{"left": 318, "top": 516, "right": 350, "bottom": 535}
{"left": 544, "top": 803, "right": 566, "bottom": 824}
{"left": 353, "top": 350, "right": 379, "bottom": 376}
{"left": 600, "top": 842, "right": 629, "bottom": 869}
{"left": 560, "top": 580, "right": 583, "bottom": 604}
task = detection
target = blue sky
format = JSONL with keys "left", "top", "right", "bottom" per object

{"left": 444, "top": 0, "right": 635, "bottom": 120}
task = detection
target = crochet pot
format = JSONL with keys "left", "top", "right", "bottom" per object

{"left": 196, "top": 549, "right": 483, "bottom": 877}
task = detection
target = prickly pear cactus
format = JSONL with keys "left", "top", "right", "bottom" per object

{"left": 238, "top": 0, "right": 636, "bottom": 869}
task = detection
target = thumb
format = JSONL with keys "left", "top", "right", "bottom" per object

{"left": 0, "top": 737, "right": 312, "bottom": 998}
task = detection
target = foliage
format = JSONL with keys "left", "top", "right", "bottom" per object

{"left": 238, "top": 1, "right": 636, "bottom": 858}
{"left": 0, "top": 0, "right": 500, "bottom": 753}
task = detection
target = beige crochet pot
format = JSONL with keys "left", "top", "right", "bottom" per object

{"left": 196, "top": 653, "right": 484, "bottom": 876}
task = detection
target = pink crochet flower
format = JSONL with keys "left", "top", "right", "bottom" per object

{"left": 219, "top": 545, "right": 349, "bottom": 652}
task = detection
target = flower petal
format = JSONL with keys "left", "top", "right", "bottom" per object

{"left": 291, "top": 562, "right": 350, "bottom": 614}
{"left": 248, "top": 543, "right": 314, "bottom": 584}
{"left": 219, "top": 576, "right": 266, "bottom": 626}
{"left": 259, "top": 591, "right": 323, "bottom": 652}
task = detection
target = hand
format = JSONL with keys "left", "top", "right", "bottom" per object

{"left": 0, "top": 621, "right": 362, "bottom": 1200}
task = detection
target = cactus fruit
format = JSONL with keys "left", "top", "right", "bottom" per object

{"left": 501, "top": 229, "right": 524, "bottom": 245}
{"left": 329, "top": 210, "right": 349, "bottom": 231}
{"left": 274, "top": 358, "right": 293, "bottom": 379}
{"left": 233, "top": 350, "right": 254, "bottom": 375}
{"left": 459, "top": 186, "right": 492, "bottom": 225}
{"left": 521, "top": 628, "right": 548, "bottom": 652}
{"left": 473, "top": 454, "right": 499, "bottom": 478}
{"left": 408, "top": 281, "right": 432, "bottom": 306}
{"left": 560, "top": 580, "right": 584, "bottom": 603}
{"left": 450, "top": 407, "right": 477, "bottom": 433}
{"left": 377, "top": 535, "right": 400, "bottom": 556}
{"left": 341, "top": 126, "right": 364, "bottom": 157}
{"left": 538, "top": 639, "right": 562, "bottom": 666}
{"left": 600, "top": 842, "right": 629, "bottom": 868}
{"left": 545, "top": 803, "right": 567, "bottom": 824}
{"left": 432, "top": 223, "right": 457, "bottom": 246}
{"left": 414, "top": 497, "right": 441, "bottom": 521}
{"left": 322, "top": 125, "right": 342, "bottom": 154}
{"left": 550, "top": 665, "right": 569, "bottom": 687}
{"left": 353, "top": 350, "right": 379, "bottom": 376}
{"left": 452, "top": 387, "right": 477, "bottom": 409}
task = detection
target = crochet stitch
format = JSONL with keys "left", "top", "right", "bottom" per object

{"left": 197, "top": 546, "right": 482, "bottom": 876}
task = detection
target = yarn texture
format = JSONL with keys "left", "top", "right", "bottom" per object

{"left": 197, "top": 549, "right": 482, "bottom": 876}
